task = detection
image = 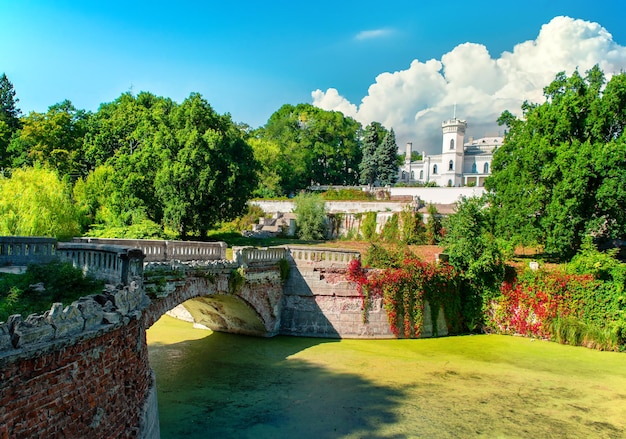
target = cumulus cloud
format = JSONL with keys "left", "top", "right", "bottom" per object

{"left": 312, "top": 16, "right": 626, "bottom": 154}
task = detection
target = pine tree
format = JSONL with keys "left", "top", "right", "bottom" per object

{"left": 376, "top": 129, "right": 399, "bottom": 186}
{"left": 0, "top": 73, "right": 21, "bottom": 131}
{"left": 359, "top": 122, "right": 382, "bottom": 186}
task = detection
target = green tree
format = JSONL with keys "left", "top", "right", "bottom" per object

{"left": 258, "top": 104, "right": 362, "bottom": 194}
{"left": 487, "top": 66, "right": 626, "bottom": 259}
{"left": 8, "top": 100, "right": 90, "bottom": 177}
{"left": 425, "top": 204, "right": 442, "bottom": 245}
{"left": 293, "top": 192, "right": 327, "bottom": 240}
{"left": 155, "top": 93, "right": 257, "bottom": 238}
{"left": 359, "top": 122, "right": 387, "bottom": 187}
{"left": 376, "top": 128, "right": 399, "bottom": 186}
{"left": 248, "top": 137, "right": 283, "bottom": 198}
{"left": 440, "top": 196, "right": 506, "bottom": 330}
{"left": 0, "top": 73, "right": 21, "bottom": 169}
{"left": 0, "top": 167, "right": 80, "bottom": 240}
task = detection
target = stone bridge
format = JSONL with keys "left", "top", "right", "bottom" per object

{"left": 0, "top": 236, "right": 448, "bottom": 438}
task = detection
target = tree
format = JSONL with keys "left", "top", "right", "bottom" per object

{"left": 487, "top": 66, "right": 626, "bottom": 259}
{"left": 0, "top": 167, "right": 80, "bottom": 240}
{"left": 155, "top": 93, "right": 257, "bottom": 238}
{"left": 376, "top": 129, "right": 399, "bottom": 186}
{"left": 0, "top": 73, "right": 20, "bottom": 130}
{"left": 358, "top": 122, "right": 398, "bottom": 187}
{"left": 425, "top": 204, "right": 442, "bottom": 245}
{"left": 8, "top": 100, "right": 90, "bottom": 177}
{"left": 359, "top": 122, "right": 386, "bottom": 187}
{"left": 0, "top": 73, "right": 21, "bottom": 169}
{"left": 440, "top": 196, "right": 506, "bottom": 330}
{"left": 258, "top": 104, "right": 362, "bottom": 194}
{"left": 293, "top": 192, "right": 327, "bottom": 240}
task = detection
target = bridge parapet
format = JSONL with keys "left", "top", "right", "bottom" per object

{"left": 233, "top": 246, "right": 289, "bottom": 266}
{"left": 285, "top": 246, "right": 360, "bottom": 268}
{"left": 72, "top": 238, "right": 226, "bottom": 262}
{"left": 57, "top": 242, "right": 144, "bottom": 287}
{"left": 0, "top": 236, "right": 57, "bottom": 266}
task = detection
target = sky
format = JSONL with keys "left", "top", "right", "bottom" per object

{"left": 2, "top": 1, "right": 626, "bottom": 154}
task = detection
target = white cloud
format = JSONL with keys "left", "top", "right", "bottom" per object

{"left": 355, "top": 29, "right": 392, "bottom": 41}
{"left": 313, "top": 16, "right": 626, "bottom": 154}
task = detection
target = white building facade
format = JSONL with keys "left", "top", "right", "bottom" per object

{"left": 399, "top": 118, "right": 502, "bottom": 187}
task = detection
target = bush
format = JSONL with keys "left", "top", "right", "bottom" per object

{"left": 293, "top": 193, "right": 327, "bottom": 240}
{"left": 0, "top": 261, "right": 104, "bottom": 321}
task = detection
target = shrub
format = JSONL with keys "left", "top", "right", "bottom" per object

{"left": 0, "top": 261, "right": 104, "bottom": 321}
{"left": 293, "top": 193, "right": 327, "bottom": 240}
{"left": 361, "top": 211, "right": 378, "bottom": 241}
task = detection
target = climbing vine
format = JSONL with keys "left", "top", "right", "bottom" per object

{"left": 347, "top": 257, "right": 462, "bottom": 337}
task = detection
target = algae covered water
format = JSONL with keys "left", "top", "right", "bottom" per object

{"left": 147, "top": 315, "right": 626, "bottom": 438}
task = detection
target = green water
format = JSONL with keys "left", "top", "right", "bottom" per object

{"left": 147, "top": 315, "right": 626, "bottom": 439}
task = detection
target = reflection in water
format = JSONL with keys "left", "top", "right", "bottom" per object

{"left": 148, "top": 316, "right": 403, "bottom": 438}
{"left": 148, "top": 315, "right": 626, "bottom": 439}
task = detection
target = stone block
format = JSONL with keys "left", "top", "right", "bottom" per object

{"left": 76, "top": 298, "right": 104, "bottom": 330}
{"left": 47, "top": 302, "right": 85, "bottom": 338}
{"left": 0, "top": 322, "right": 12, "bottom": 350}
{"left": 12, "top": 314, "right": 55, "bottom": 348}
{"left": 102, "top": 312, "right": 122, "bottom": 325}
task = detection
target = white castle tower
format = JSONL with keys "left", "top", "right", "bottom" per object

{"left": 440, "top": 118, "right": 467, "bottom": 187}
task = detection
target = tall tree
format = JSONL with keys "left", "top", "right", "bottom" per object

{"left": 487, "top": 66, "right": 626, "bottom": 259}
{"left": 359, "top": 122, "right": 386, "bottom": 187}
{"left": 376, "top": 128, "right": 399, "bottom": 186}
{"left": 259, "top": 103, "right": 362, "bottom": 194}
{"left": 0, "top": 73, "right": 20, "bottom": 131}
{"left": 155, "top": 93, "right": 257, "bottom": 238}
{"left": 0, "top": 73, "right": 21, "bottom": 169}
{"left": 8, "top": 100, "right": 90, "bottom": 177}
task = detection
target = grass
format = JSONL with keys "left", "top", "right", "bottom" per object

{"left": 0, "top": 261, "right": 104, "bottom": 321}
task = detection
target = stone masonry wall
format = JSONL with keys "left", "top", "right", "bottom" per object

{"left": 280, "top": 265, "right": 396, "bottom": 338}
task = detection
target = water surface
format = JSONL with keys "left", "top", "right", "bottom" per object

{"left": 148, "top": 315, "right": 626, "bottom": 438}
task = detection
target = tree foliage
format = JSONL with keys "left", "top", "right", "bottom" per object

{"left": 257, "top": 103, "right": 362, "bottom": 195}
{"left": 487, "top": 66, "right": 626, "bottom": 259}
{"left": 8, "top": 100, "right": 89, "bottom": 176}
{"left": 293, "top": 192, "right": 327, "bottom": 240}
{"left": 0, "top": 167, "right": 80, "bottom": 240}
{"left": 359, "top": 122, "right": 398, "bottom": 187}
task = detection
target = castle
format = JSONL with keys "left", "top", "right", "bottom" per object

{"left": 398, "top": 118, "right": 502, "bottom": 187}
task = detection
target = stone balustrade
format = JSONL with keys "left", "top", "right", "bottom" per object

{"left": 57, "top": 242, "right": 144, "bottom": 287}
{"left": 0, "top": 236, "right": 57, "bottom": 266}
{"left": 72, "top": 237, "right": 227, "bottom": 262}
{"left": 233, "top": 246, "right": 289, "bottom": 266}
{"left": 286, "top": 246, "right": 360, "bottom": 267}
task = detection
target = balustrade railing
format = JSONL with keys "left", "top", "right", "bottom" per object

{"left": 0, "top": 237, "right": 57, "bottom": 266}
{"left": 234, "top": 246, "right": 289, "bottom": 265}
{"left": 72, "top": 238, "right": 226, "bottom": 262}
{"left": 286, "top": 246, "right": 360, "bottom": 266}
{"left": 57, "top": 242, "right": 144, "bottom": 286}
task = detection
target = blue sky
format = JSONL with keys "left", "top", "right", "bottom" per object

{"left": 2, "top": 1, "right": 626, "bottom": 151}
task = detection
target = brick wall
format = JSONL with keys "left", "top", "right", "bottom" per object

{"left": 0, "top": 319, "right": 153, "bottom": 438}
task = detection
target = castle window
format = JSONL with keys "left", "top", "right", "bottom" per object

{"left": 419, "top": 170, "right": 423, "bottom": 180}
{"left": 448, "top": 160, "right": 453, "bottom": 171}
{"left": 471, "top": 162, "right": 477, "bottom": 173}
{"left": 448, "top": 179, "right": 453, "bottom": 187}
{"left": 484, "top": 162, "right": 489, "bottom": 174}
{"left": 401, "top": 171, "right": 406, "bottom": 180}
{"left": 433, "top": 164, "right": 438, "bottom": 174}
{"left": 411, "top": 170, "right": 415, "bottom": 180}
{"left": 450, "top": 139, "right": 454, "bottom": 150}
